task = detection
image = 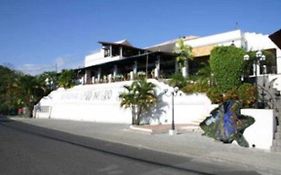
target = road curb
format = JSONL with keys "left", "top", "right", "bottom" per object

{"left": 129, "top": 125, "right": 153, "bottom": 134}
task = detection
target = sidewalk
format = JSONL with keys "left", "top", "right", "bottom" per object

{"left": 9, "top": 117, "right": 281, "bottom": 175}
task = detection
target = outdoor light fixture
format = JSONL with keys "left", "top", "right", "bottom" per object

{"left": 45, "top": 78, "right": 54, "bottom": 90}
{"left": 243, "top": 54, "right": 250, "bottom": 61}
{"left": 243, "top": 50, "right": 266, "bottom": 108}
{"left": 169, "top": 86, "right": 179, "bottom": 135}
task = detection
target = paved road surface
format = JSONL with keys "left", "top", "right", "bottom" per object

{"left": 0, "top": 118, "right": 260, "bottom": 175}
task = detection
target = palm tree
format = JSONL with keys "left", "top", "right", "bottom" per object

{"left": 119, "top": 78, "right": 157, "bottom": 125}
{"left": 37, "top": 71, "right": 59, "bottom": 93}
{"left": 58, "top": 69, "right": 75, "bottom": 89}
{"left": 196, "top": 62, "right": 214, "bottom": 86}
{"left": 174, "top": 38, "right": 193, "bottom": 78}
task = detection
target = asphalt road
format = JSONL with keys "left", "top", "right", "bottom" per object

{"left": 0, "top": 118, "right": 261, "bottom": 175}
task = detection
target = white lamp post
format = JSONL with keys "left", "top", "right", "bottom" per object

{"left": 244, "top": 50, "right": 266, "bottom": 108}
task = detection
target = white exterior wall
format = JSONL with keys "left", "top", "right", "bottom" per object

{"left": 85, "top": 49, "right": 123, "bottom": 68}
{"left": 35, "top": 80, "right": 213, "bottom": 125}
{"left": 185, "top": 30, "right": 243, "bottom": 48}
{"left": 85, "top": 51, "right": 122, "bottom": 68}
{"left": 242, "top": 109, "right": 274, "bottom": 150}
{"left": 85, "top": 50, "right": 104, "bottom": 67}
{"left": 35, "top": 80, "right": 275, "bottom": 150}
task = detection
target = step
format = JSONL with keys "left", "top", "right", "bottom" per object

{"left": 275, "top": 132, "right": 281, "bottom": 139}
{"left": 271, "top": 146, "right": 281, "bottom": 152}
{"left": 272, "top": 140, "right": 281, "bottom": 147}
{"left": 276, "top": 125, "right": 281, "bottom": 133}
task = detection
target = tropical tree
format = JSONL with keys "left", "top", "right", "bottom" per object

{"left": 17, "top": 74, "right": 45, "bottom": 117}
{"left": 119, "top": 78, "right": 157, "bottom": 125}
{"left": 168, "top": 73, "right": 187, "bottom": 89}
{"left": 0, "top": 65, "right": 56, "bottom": 116}
{"left": 37, "top": 71, "right": 59, "bottom": 93}
{"left": 174, "top": 38, "right": 193, "bottom": 78}
{"left": 0, "top": 65, "right": 22, "bottom": 114}
{"left": 58, "top": 69, "right": 75, "bottom": 89}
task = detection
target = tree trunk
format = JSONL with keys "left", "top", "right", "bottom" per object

{"left": 23, "top": 106, "right": 32, "bottom": 118}
{"left": 131, "top": 105, "right": 139, "bottom": 125}
{"left": 131, "top": 106, "right": 136, "bottom": 125}
{"left": 135, "top": 107, "right": 142, "bottom": 125}
{"left": 182, "top": 60, "right": 189, "bottom": 79}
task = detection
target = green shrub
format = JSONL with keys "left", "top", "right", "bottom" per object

{"left": 209, "top": 46, "right": 245, "bottom": 92}
{"left": 182, "top": 80, "right": 209, "bottom": 94}
{"left": 58, "top": 69, "right": 76, "bottom": 89}
{"left": 207, "top": 84, "right": 256, "bottom": 107}
{"left": 237, "top": 83, "right": 256, "bottom": 107}
{"left": 168, "top": 73, "right": 187, "bottom": 89}
{"left": 207, "top": 88, "right": 223, "bottom": 104}
{"left": 223, "top": 88, "right": 239, "bottom": 101}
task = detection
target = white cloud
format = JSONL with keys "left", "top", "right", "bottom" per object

{"left": 17, "top": 56, "right": 83, "bottom": 75}
{"left": 55, "top": 56, "right": 83, "bottom": 71}
{"left": 17, "top": 64, "right": 56, "bottom": 75}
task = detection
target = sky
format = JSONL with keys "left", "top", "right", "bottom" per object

{"left": 0, "top": 0, "right": 280, "bottom": 75}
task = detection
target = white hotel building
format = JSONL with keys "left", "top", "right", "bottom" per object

{"left": 79, "top": 29, "right": 281, "bottom": 84}
{"left": 36, "top": 29, "right": 281, "bottom": 150}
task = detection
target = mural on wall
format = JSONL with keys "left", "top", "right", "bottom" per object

{"left": 200, "top": 100, "right": 255, "bottom": 147}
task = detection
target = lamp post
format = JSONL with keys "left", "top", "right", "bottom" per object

{"left": 45, "top": 77, "right": 54, "bottom": 90}
{"left": 169, "top": 86, "right": 179, "bottom": 135}
{"left": 244, "top": 50, "right": 266, "bottom": 108}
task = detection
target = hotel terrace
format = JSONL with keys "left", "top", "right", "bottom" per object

{"left": 77, "top": 29, "right": 281, "bottom": 84}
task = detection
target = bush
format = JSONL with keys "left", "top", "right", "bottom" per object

{"left": 223, "top": 88, "right": 239, "bottom": 101}
{"left": 182, "top": 80, "right": 210, "bottom": 94}
{"left": 237, "top": 83, "right": 256, "bottom": 107}
{"left": 207, "top": 88, "right": 223, "bottom": 104}
{"left": 209, "top": 46, "right": 245, "bottom": 92}
{"left": 207, "top": 83, "right": 256, "bottom": 107}
{"left": 58, "top": 69, "right": 75, "bottom": 89}
{"left": 168, "top": 73, "right": 187, "bottom": 89}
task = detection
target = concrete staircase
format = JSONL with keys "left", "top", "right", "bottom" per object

{"left": 258, "top": 75, "right": 281, "bottom": 152}
{"left": 272, "top": 125, "right": 281, "bottom": 152}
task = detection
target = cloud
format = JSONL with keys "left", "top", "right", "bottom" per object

{"left": 17, "top": 64, "right": 56, "bottom": 75}
{"left": 17, "top": 56, "right": 83, "bottom": 75}
{"left": 55, "top": 56, "right": 83, "bottom": 71}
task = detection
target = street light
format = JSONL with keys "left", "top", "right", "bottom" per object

{"left": 45, "top": 77, "right": 54, "bottom": 90}
{"left": 169, "top": 86, "right": 179, "bottom": 135}
{"left": 244, "top": 50, "right": 266, "bottom": 108}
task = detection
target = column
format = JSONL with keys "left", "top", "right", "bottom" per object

{"left": 253, "top": 64, "right": 256, "bottom": 76}
{"left": 130, "top": 71, "right": 134, "bottom": 80}
{"left": 120, "top": 47, "right": 123, "bottom": 58}
{"left": 155, "top": 57, "right": 160, "bottom": 79}
{"left": 133, "top": 61, "right": 138, "bottom": 74}
{"left": 85, "top": 70, "right": 92, "bottom": 84}
{"left": 113, "top": 65, "right": 118, "bottom": 79}
{"left": 175, "top": 60, "right": 178, "bottom": 73}
{"left": 97, "top": 68, "right": 101, "bottom": 82}
{"left": 109, "top": 45, "right": 112, "bottom": 57}
{"left": 257, "top": 61, "right": 261, "bottom": 76}
{"left": 182, "top": 60, "right": 188, "bottom": 78}
{"left": 263, "top": 65, "right": 267, "bottom": 74}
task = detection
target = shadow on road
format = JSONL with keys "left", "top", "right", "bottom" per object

{"left": 0, "top": 117, "right": 261, "bottom": 175}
